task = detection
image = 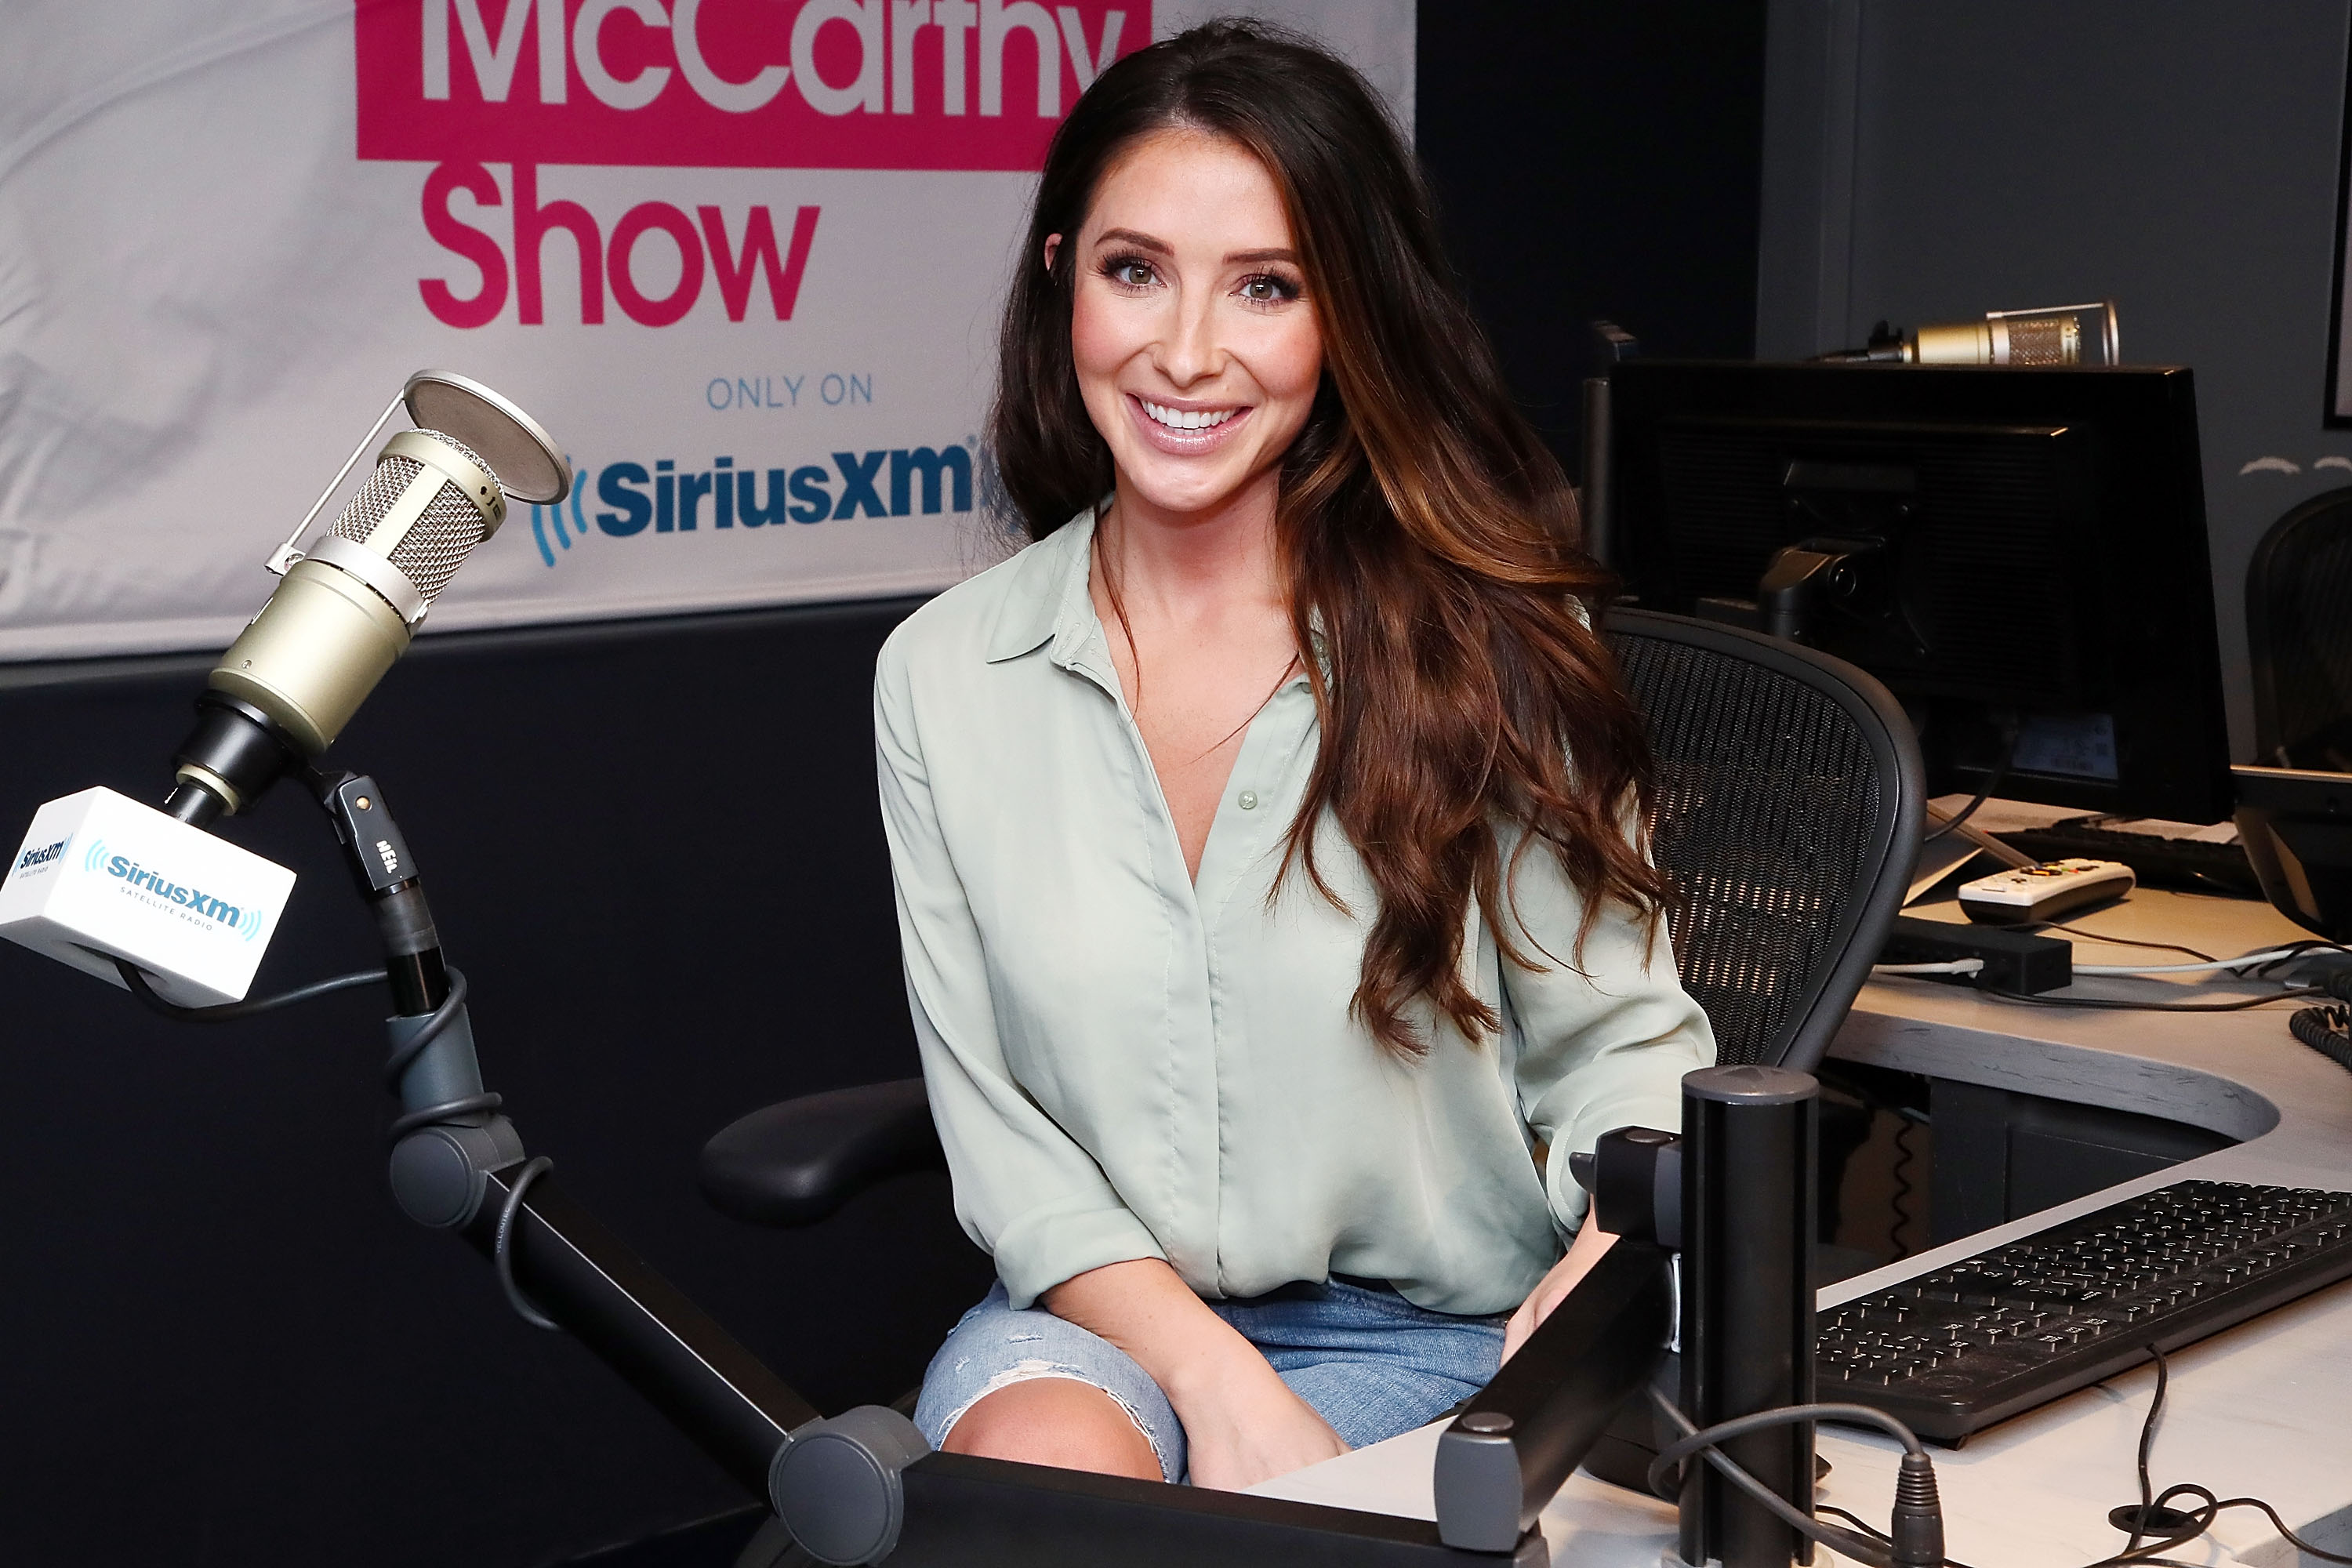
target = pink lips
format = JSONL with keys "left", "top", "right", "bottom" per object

{"left": 1125, "top": 393, "right": 1252, "bottom": 456}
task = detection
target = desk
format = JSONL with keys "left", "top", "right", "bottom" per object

{"left": 1251, "top": 887, "right": 2352, "bottom": 1566}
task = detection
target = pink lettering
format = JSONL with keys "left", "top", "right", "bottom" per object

{"left": 419, "top": 161, "right": 510, "bottom": 328}
{"left": 609, "top": 201, "right": 705, "bottom": 326}
{"left": 413, "top": 164, "right": 818, "bottom": 328}
{"left": 358, "top": 0, "right": 1150, "bottom": 172}
{"left": 698, "top": 204, "right": 821, "bottom": 321}
{"left": 514, "top": 163, "right": 605, "bottom": 325}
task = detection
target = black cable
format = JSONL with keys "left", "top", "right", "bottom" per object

{"left": 1645, "top": 1390, "right": 1904, "bottom": 1566}
{"left": 2029, "top": 922, "right": 2216, "bottom": 964}
{"left": 386, "top": 1091, "right": 503, "bottom": 1142}
{"left": 1649, "top": 1399, "right": 1926, "bottom": 1483}
{"left": 2245, "top": 937, "right": 2352, "bottom": 980}
{"left": 2082, "top": 1342, "right": 2352, "bottom": 1568}
{"left": 1924, "top": 717, "right": 2021, "bottom": 844}
{"left": 2194, "top": 1494, "right": 2352, "bottom": 1565}
{"left": 378, "top": 968, "right": 505, "bottom": 1142}
{"left": 95, "top": 817, "right": 561, "bottom": 1338}
{"left": 1982, "top": 985, "right": 2326, "bottom": 1013}
{"left": 1645, "top": 1392, "right": 1955, "bottom": 1568}
{"left": 1814, "top": 1504, "right": 1984, "bottom": 1568}
{"left": 1641, "top": 1343, "right": 2347, "bottom": 1568}
{"left": 1816, "top": 1504, "right": 1892, "bottom": 1542}
{"left": 113, "top": 957, "right": 383, "bottom": 1022}
{"left": 1889, "top": 1114, "right": 1920, "bottom": 1254}
{"left": 2291, "top": 1005, "right": 2352, "bottom": 1073}
{"left": 494, "top": 1155, "right": 561, "bottom": 1332}
{"left": 2083, "top": 1483, "right": 2352, "bottom": 1568}
{"left": 372, "top": 971, "right": 547, "bottom": 1335}
{"left": 2124, "top": 1345, "right": 2169, "bottom": 1555}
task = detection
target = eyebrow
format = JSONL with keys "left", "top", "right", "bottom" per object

{"left": 1092, "top": 228, "right": 1298, "bottom": 266}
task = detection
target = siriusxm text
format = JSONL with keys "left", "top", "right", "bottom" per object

{"left": 107, "top": 856, "right": 244, "bottom": 927}
{"left": 13, "top": 839, "right": 67, "bottom": 873}
{"left": 593, "top": 445, "right": 972, "bottom": 533}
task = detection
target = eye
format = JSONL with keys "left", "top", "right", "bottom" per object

{"left": 1099, "top": 253, "right": 1159, "bottom": 289}
{"left": 1237, "top": 271, "right": 1302, "bottom": 306}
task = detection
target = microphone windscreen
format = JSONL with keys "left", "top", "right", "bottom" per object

{"left": 329, "top": 430, "right": 495, "bottom": 608}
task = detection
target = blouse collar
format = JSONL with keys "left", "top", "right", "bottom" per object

{"left": 981, "top": 502, "right": 1318, "bottom": 691}
{"left": 983, "top": 505, "right": 1098, "bottom": 665}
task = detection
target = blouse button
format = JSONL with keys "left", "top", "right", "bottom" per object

{"left": 1238, "top": 790, "right": 1259, "bottom": 811}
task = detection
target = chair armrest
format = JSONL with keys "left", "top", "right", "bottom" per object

{"left": 699, "top": 1077, "right": 944, "bottom": 1228}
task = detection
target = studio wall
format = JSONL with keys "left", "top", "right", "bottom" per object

{"left": 1417, "top": 0, "right": 1770, "bottom": 479}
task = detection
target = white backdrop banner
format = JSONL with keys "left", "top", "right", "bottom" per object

{"left": 0, "top": 0, "right": 1411, "bottom": 661}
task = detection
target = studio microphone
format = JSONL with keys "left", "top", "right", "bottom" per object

{"left": 167, "top": 372, "right": 572, "bottom": 827}
{"left": 1, "top": 372, "right": 568, "bottom": 1006}
{"left": 1813, "top": 300, "right": 2121, "bottom": 367}
{"left": 211, "top": 426, "right": 502, "bottom": 753}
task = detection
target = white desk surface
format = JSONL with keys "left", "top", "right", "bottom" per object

{"left": 1253, "top": 887, "right": 2352, "bottom": 1566}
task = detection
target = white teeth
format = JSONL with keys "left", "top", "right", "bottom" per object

{"left": 1141, "top": 399, "right": 1238, "bottom": 432}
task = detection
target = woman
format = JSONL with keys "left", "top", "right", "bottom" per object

{"left": 874, "top": 21, "right": 1713, "bottom": 1493}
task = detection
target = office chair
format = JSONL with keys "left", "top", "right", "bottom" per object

{"left": 2247, "top": 487, "right": 2352, "bottom": 771}
{"left": 700, "top": 605, "right": 1922, "bottom": 1228}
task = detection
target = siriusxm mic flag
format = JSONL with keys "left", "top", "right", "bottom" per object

{"left": 0, "top": 789, "right": 297, "bottom": 1006}
{"left": 0, "top": 0, "right": 1412, "bottom": 662}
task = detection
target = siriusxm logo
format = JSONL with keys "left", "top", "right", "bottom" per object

{"left": 528, "top": 443, "right": 978, "bottom": 566}
{"left": 84, "top": 840, "right": 262, "bottom": 941}
{"left": 13, "top": 837, "right": 67, "bottom": 873}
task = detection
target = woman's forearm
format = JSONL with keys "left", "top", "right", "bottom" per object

{"left": 1041, "top": 1258, "right": 1265, "bottom": 1410}
{"left": 1502, "top": 1219, "right": 1620, "bottom": 1362}
{"left": 1042, "top": 1258, "right": 1351, "bottom": 1488}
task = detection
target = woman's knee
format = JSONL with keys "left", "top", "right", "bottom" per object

{"left": 940, "top": 1377, "right": 1160, "bottom": 1479}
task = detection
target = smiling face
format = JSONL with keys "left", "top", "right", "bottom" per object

{"left": 1058, "top": 129, "right": 1324, "bottom": 528}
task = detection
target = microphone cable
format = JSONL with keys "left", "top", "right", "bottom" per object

{"left": 376, "top": 967, "right": 560, "bottom": 1332}
{"left": 112, "top": 957, "right": 562, "bottom": 1334}
{"left": 114, "top": 956, "right": 383, "bottom": 1022}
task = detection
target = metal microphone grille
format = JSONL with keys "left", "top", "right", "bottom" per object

{"left": 2001, "top": 316, "right": 2078, "bottom": 366}
{"left": 328, "top": 430, "right": 494, "bottom": 605}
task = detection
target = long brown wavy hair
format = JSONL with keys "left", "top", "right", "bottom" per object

{"left": 990, "top": 20, "right": 1668, "bottom": 1058}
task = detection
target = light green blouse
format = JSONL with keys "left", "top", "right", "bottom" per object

{"left": 873, "top": 510, "right": 1715, "bottom": 1314}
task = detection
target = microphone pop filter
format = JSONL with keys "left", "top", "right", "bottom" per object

{"left": 402, "top": 370, "right": 572, "bottom": 505}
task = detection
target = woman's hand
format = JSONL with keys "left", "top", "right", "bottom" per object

{"left": 1163, "top": 1347, "right": 1350, "bottom": 1490}
{"left": 1501, "top": 1220, "right": 1620, "bottom": 1363}
{"left": 1044, "top": 1258, "right": 1348, "bottom": 1490}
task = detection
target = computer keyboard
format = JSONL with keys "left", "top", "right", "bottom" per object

{"left": 1816, "top": 1180, "right": 2352, "bottom": 1442}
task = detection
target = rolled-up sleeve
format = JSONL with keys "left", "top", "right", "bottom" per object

{"left": 873, "top": 634, "right": 1166, "bottom": 1308}
{"left": 1495, "top": 832, "right": 1715, "bottom": 1236}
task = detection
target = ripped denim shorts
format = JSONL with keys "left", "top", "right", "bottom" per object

{"left": 909, "top": 1277, "right": 1507, "bottom": 1484}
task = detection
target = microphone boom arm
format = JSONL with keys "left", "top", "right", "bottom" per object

{"left": 308, "top": 769, "right": 820, "bottom": 1496}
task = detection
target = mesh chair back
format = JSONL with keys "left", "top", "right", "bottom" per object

{"left": 2247, "top": 488, "right": 2352, "bottom": 771}
{"left": 1605, "top": 609, "right": 1924, "bottom": 1072}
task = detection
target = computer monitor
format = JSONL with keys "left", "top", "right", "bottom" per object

{"left": 1604, "top": 362, "right": 2233, "bottom": 826}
